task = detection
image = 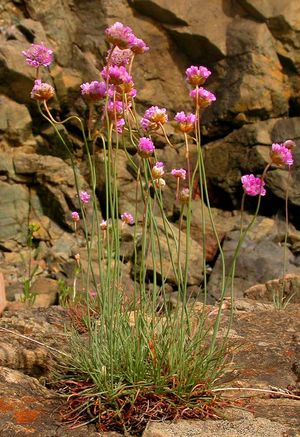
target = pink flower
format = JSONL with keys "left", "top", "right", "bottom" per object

{"left": 174, "top": 111, "right": 197, "bottom": 133}
{"left": 186, "top": 65, "right": 211, "bottom": 86}
{"left": 114, "top": 118, "right": 125, "bottom": 133}
{"left": 270, "top": 143, "right": 294, "bottom": 166}
{"left": 171, "top": 168, "right": 187, "bottom": 180}
{"left": 22, "top": 42, "right": 53, "bottom": 68}
{"left": 114, "top": 80, "right": 137, "bottom": 101}
{"left": 121, "top": 212, "right": 134, "bottom": 225}
{"left": 152, "top": 161, "right": 164, "bottom": 179}
{"left": 71, "top": 211, "right": 80, "bottom": 222}
{"left": 241, "top": 174, "right": 266, "bottom": 196}
{"left": 106, "top": 47, "right": 133, "bottom": 66}
{"left": 138, "top": 137, "right": 155, "bottom": 158}
{"left": 30, "top": 79, "right": 54, "bottom": 101}
{"left": 179, "top": 188, "right": 190, "bottom": 204}
{"left": 141, "top": 106, "right": 168, "bottom": 131}
{"left": 80, "top": 81, "right": 107, "bottom": 101}
{"left": 79, "top": 191, "right": 90, "bottom": 204}
{"left": 107, "top": 100, "right": 127, "bottom": 121}
{"left": 130, "top": 37, "right": 149, "bottom": 54}
{"left": 101, "top": 65, "right": 132, "bottom": 86}
{"left": 190, "top": 87, "right": 216, "bottom": 108}
{"left": 105, "top": 22, "right": 136, "bottom": 49}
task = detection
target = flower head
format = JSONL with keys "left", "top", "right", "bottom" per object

{"left": 115, "top": 80, "right": 137, "bottom": 101}
{"left": 241, "top": 174, "right": 266, "bottom": 196}
{"left": 152, "top": 161, "right": 164, "bottom": 179}
{"left": 171, "top": 168, "right": 187, "bottom": 180}
{"left": 101, "top": 65, "right": 132, "bottom": 86}
{"left": 138, "top": 137, "right": 155, "bottom": 158}
{"left": 30, "top": 79, "right": 54, "bottom": 101}
{"left": 114, "top": 118, "right": 126, "bottom": 133}
{"left": 71, "top": 211, "right": 80, "bottom": 222}
{"left": 105, "top": 22, "right": 136, "bottom": 49}
{"left": 174, "top": 111, "right": 197, "bottom": 133}
{"left": 270, "top": 143, "right": 294, "bottom": 167}
{"left": 186, "top": 65, "right": 211, "bottom": 86}
{"left": 107, "top": 100, "right": 125, "bottom": 118}
{"left": 80, "top": 81, "right": 107, "bottom": 101}
{"left": 190, "top": 87, "right": 216, "bottom": 109}
{"left": 79, "top": 191, "right": 90, "bottom": 204}
{"left": 106, "top": 47, "right": 133, "bottom": 66}
{"left": 154, "top": 178, "right": 166, "bottom": 189}
{"left": 141, "top": 106, "right": 168, "bottom": 131}
{"left": 121, "top": 212, "right": 134, "bottom": 225}
{"left": 130, "top": 37, "right": 149, "bottom": 54}
{"left": 179, "top": 188, "right": 190, "bottom": 204}
{"left": 22, "top": 42, "right": 53, "bottom": 68}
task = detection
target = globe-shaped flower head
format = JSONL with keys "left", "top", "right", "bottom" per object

{"left": 22, "top": 42, "right": 53, "bottom": 68}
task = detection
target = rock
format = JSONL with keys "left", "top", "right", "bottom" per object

{"left": 0, "top": 95, "right": 34, "bottom": 147}
{"left": 208, "top": 216, "right": 300, "bottom": 300}
{"left": 131, "top": 0, "right": 230, "bottom": 63}
{"left": 0, "top": 181, "right": 29, "bottom": 244}
{"left": 205, "top": 19, "right": 290, "bottom": 135}
{"left": 29, "top": 277, "right": 58, "bottom": 307}
{"left": 13, "top": 153, "right": 89, "bottom": 230}
{"left": 244, "top": 273, "right": 300, "bottom": 304}
{"left": 142, "top": 414, "right": 289, "bottom": 437}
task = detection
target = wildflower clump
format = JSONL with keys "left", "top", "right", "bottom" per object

{"left": 24, "top": 19, "right": 296, "bottom": 435}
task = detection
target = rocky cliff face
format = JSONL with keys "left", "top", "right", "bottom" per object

{"left": 1, "top": 0, "right": 300, "bottom": 302}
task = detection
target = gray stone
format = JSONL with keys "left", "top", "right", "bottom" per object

{"left": 0, "top": 95, "right": 33, "bottom": 147}
{"left": 208, "top": 216, "right": 300, "bottom": 300}
{"left": 0, "top": 181, "right": 29, "bottom": 244}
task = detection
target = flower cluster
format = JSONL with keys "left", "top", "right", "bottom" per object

{"left": 80, "top": 81, "right": 107, "bottom": 101}
{"left": 22, "top": 42, "right": 53, "bottom": 68}
{"left": 186, "top": 66, "right": 211, "bottom": 87}
{"left": 270, "top": 143, "right": 294, "bottom": 167}
{"left": 151, "top": 162, "right": 165, "bottom": 189}
{"left": 151, "top": 162, "right": 164, "bottom": 179}
{"left": 138, "top": 137, "right": 155, "bottom": 158}
{"left": 185, "top": 65, "right": 216, "bottom": 110}
{"left": 105, "top": 22, "right": 149, "bottom": 53}
{"left": 71, "top": 211, "right": 80, "bottom": 222}
{"left": 174, "top": 112, "right": 197, "bottom": 133}
{"left": 79, "top": 191, "right": 90, "bottom": 204}
{"left": 189, "top": 88, "right": 216, "bottom": 108}
{"left": 30, "top": 79, "right": 54, "bottom": 101}
{"left": 241, "top": 175, "right": 266, "bottom": 197}
{"left": 106, "top": 47, "right": 133, "bottom": 66}
{"left": 141, "top": 106, "right": 168, "bottom": 131}
{"left": 171, "top": 168, "right": 187, "bottom": 180}
{"left": 121, "top": 212, "right": 134, "bottom": 225}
